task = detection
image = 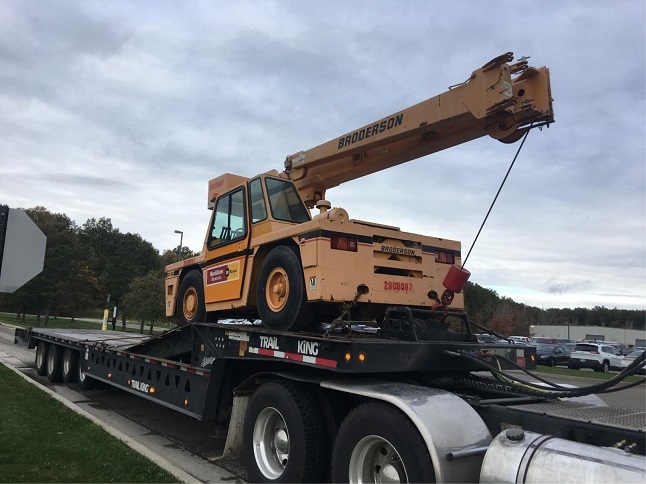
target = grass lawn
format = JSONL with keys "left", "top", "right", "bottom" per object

{"left": 0, "top": 364, "right": 178, "bottom": 483}
{"left": 534, "top": 363, "right": 644, "bottom": 384}
{"left": 0, "top": 312, "right": 172, "bottom": 333}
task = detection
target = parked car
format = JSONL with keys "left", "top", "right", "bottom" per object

{"left": 602, "top": 341, "right": 630, "bottom": 356}
{"left": 535, "top": 344, "right": 570, "bottom": 367}
{"left": 530, "top": 337, "right": 559, "bottom": 345}
{"left": 476, "top": 334, "right": 508, "bottom": 344}
{"left": 509, "top": 336, "right": 530, "bottom": 344}
{"left": 563, "top": 342, "right": 577, "bottom": 355}
{"left": 556, "top": 338, "right": 573, "bottom": 344}
{"left": 569, "top": 342, "right": 624, "bottom": 373}
{"left": 581, "top": 340, "right": 630, "bottom": 356}
{"left": 620, "top": 350, "right": 645, "bottom": 375}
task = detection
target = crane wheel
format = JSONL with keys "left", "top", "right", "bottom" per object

{"left": 177, "top": 270, "right": 206, "bottom": 326}
{"left": 257, "top": 246, "right": 312, "bottom": 331}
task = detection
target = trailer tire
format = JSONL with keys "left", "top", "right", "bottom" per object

{"left": 35, "top": 341, "right": 49, "bottom": 376}
{"left": 243, "top": 380, "right": 327, "bottom": 482}
{"left": 77, "top": 354, "right": 95, "bottom": 390}
{"left": 256, "top": 246, "right": 311, "bottom": 331}
{"left": 46, "top": 344, "right": 63, "bottom": 382}
{"left": 177, "top": 270, "right": 207, "bottom": 326}
{"left": 62, "top": 348, "right": 78, "bottom": 383}
{"left": 331, "top": 402, "right": 435, "bottom": 483}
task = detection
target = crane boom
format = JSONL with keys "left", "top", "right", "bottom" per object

{"left": 282, "top": 52, "right": 553, "bottom": 207}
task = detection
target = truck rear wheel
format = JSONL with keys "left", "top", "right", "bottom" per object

{"left": 46, "top": 344, "right": 63, "bottom": 382}
{"left": 62, "top": 348, "right": 78, "bottom": 383}
{"left": 257, "top": 246, "right": 311, "bottom": 331}
{"left": 35, "top": 341, "right": 49, "bottom": 376}
{"left": 331, "top": 402, "right": 435, "bottom": 483}
{"left": 243, "top": 380, "right": 327, "bottom": 482}
{"left": 177, "top": 270, "right": 206, "bottom": 326}
{"left": 77, "top": 354, "right": 95, "bottom": 390}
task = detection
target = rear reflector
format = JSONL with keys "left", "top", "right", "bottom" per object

{"left": 435, "top": 250, "right": 455, "bottom": 264}
{"left": 331, "top": 235, "right": 358, "bottom": 252}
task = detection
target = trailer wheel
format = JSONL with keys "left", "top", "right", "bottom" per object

{"left": 35, "top": 341, "right": 49, "bottom": 376}
{"left": 77, "top": 354, "right": 95, "bottom": 390}
{"left": 62, "top": 348, "right": 78, "bottom": 383}
{"left": 243, "top": 380, "right": 327, "bottom": 482}
{"left": 331, "top": 402, "right": 435, "bottom": 483}
{"left": 46, "top": 344, "right": 63, "bottom": 382}
{"left": 257, "top": 246, "right": 311, "bottom": 331}
{"left": 177, "top": 270, "right": 206, "bottom": 326}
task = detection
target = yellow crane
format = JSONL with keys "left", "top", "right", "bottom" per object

{"left": 165, "top": 52, "right": 553, "bottom": 331}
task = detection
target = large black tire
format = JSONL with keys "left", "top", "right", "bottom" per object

{"left": 176, "top": 270, "right": 206, "bottom": 326}
{"left": 46, "top": 344, "right": 63, "bottom": 382}
{"left": 256, "top": 246, "right": 311, "bottom": 331}
{"left": 548, "top": 357, "right": 555, "bottom": 367}
{"left": 243, "top": 380, "right": 327, "bottom": 483}
{"left": 601, "top": 360, "right": 610, "bottom": 373}
{"left": 62, "top": 348, "right": 78, "bottom": 383}
{"left": 331, "top": 402, "right": 436, "bottom": 483}
{"left": 35, "top": 341, "right": 49, "bottom": 376}
{"left": 77, "top": 354, "right": 95, "bottom": 390}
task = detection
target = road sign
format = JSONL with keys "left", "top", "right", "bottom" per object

{"left": 0, "top": 206, "right": 47, "bottom": 293}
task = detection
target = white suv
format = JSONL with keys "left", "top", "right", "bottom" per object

{"left": 569, "top": 342, "right": 624, "bottom": 373}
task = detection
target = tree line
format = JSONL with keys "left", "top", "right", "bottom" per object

{"left": 464, "top": 282, "right": 645, "bottom": 335}
{"left": 0, "top": 207, "right": 191, "bottom": 332}
{"left": 1, "top": 207, "right": 643, "bottom": 334}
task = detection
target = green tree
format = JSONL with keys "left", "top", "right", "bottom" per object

{"left": 160, "top": 247, "right": 201, "bottom": 267}
{"left": 123, "top": 270, "right": 166, "bottom": 334}
{"left": 79, "top": 218, "right": 163, "bottom": 324}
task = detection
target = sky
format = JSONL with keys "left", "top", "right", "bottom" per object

{"left": 1, "top": 0, "right": 644, "bottom": 311}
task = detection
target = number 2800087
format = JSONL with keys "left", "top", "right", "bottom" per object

{"left": 383, "top": 281, "right": 412, "bottom": 292}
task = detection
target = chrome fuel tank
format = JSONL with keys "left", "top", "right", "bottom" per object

{"left": 480, "top": 428, "right": 646, "bottom": 483}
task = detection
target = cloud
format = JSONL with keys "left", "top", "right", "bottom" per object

{"left": 0, "top": 0, "right": 644, "bottom": 310}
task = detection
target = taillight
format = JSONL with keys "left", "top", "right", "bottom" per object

{"left": 435, "top": 250, "right": 455, "bottom": 264}
{"left": 331, "top": 235, "right": 358, "bottom": 252}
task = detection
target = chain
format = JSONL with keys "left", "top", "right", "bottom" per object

{"left": 324, "top": 289, "right": 364, "bottom": 337}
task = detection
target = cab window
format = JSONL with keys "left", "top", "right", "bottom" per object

{"left": 249, "top": 178, "right": 267, "bottom": 223}
{"left": 265, "top": 178, "right": 310, "bottom": 223}
{"left": 208, "top": 188, "right": 247, "bottom": 247}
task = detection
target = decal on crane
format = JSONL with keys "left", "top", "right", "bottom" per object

{"left": 380, "top": 245, "right": 418, "bottom": 256}
{"left": 338, "top": 113, "right": 404, "bottom": 149}
{"left": 206, "top": 261, "right": 240, "bottom": 285}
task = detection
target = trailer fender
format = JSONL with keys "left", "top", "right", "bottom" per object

{"left": 321, "top": 379, "right": 492, "bottom": 483}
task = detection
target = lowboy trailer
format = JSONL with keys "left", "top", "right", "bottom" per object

{"left": 14, "top": 313, "right": 646, "bottom": 483}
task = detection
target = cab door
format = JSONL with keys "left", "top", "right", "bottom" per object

{"left": 202, "top": 185, "right": 251, "bottom": 304}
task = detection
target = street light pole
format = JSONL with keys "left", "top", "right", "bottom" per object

{"left": 174, "top": 230, "right": 183, "bottom": 261}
